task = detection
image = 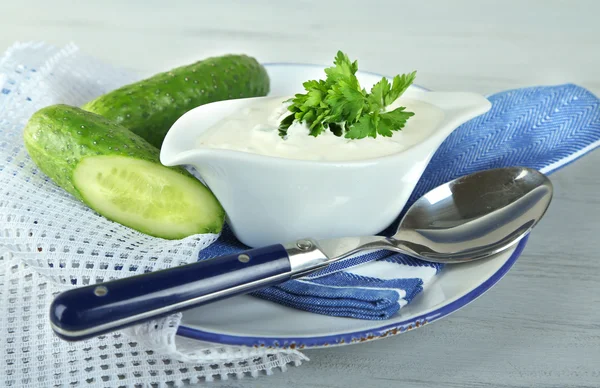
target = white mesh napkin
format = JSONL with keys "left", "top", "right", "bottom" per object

{"left": 0, "top": 42, "right": 308, "bottom": 387}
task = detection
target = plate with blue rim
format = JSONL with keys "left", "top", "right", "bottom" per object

{"left": 174, "top": 63, "right": 527, "bottom": 349}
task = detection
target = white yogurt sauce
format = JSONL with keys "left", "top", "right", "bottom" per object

{"left": 196, "top": 96, "right": 444, "bottom": 161}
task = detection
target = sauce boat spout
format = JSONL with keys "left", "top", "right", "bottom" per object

{"left": 160, "top": 97, "right": 269, "bottom": 167}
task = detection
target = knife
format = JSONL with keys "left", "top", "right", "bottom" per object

{"left": 49, "top": 236, "right": 384, "bottom": 341}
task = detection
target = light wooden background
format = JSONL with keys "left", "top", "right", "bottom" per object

{"left": 1, "top": 1, "right": 599, "bottom": 387}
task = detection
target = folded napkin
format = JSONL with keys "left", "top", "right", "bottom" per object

{"left": 200, "top": 84, "right": 600, "bottom": 320}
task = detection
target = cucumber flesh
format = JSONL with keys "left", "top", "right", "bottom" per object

{"left": 73, "top": 155, "right": 223, "bottom": 239}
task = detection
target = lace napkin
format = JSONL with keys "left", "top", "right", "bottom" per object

{"left": 0, "top": 42, "right": 308, "bottom": 387}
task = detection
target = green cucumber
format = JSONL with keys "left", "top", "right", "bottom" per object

{"left": 23, "top": 104, "right": 224, "bottom": 239}
{"left": 82, "top": 54, "right": 270, "bottom": 148}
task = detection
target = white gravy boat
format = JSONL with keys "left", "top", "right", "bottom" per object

{"left": 160, "top": 65, "right": 491, "bottom": 247}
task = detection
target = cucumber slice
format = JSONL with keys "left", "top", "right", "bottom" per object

{"left": 74, "top": 156, "right": 223, "bottom": 239}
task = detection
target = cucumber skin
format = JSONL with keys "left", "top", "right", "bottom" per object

{"left": 23, "top": 104, "right": 225, "bottom": 235}
{"left": 82, "top": 54, "right": 270, "bottom": 148}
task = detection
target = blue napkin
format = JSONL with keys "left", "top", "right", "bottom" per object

{"left": 199, "top": 84, "right": 600, "bottom": 320}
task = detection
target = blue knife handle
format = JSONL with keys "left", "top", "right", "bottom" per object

{"left": 50, "top": 244, "right": 292, "bottom": 341}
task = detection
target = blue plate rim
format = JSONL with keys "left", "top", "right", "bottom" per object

{"left": 176, "top": 236, "right": 527, "bottom": 348}
{"left": 174, "top": 62, "right": 512, "bottom": 349}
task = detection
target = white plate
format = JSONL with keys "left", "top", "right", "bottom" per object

{"left": 174, "top": 63, "right": 527, "bottom": 349}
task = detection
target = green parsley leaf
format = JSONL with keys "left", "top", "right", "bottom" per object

{"left": 368, "top": 77, "right": 391, "bottom": 110}
{"left": 325, "top": 80, "right": 366, "bottom": 123}
{"left": 344, "top": 114, "right": 376, "bottom": 139}
{"left": 329, "top": 122, "right": 344, "bottom": 136}
{"left": 386, "top": 71, "right": 417, "bottom": 106}
{"left": 378, "top": 107, "right": 415, "bottom": 137}
{"left": 303, "top": 80, "right": 329, "bottom": 106}
{"left": 278, "top": 113, "right": 296, "bottom": 137}
{"left": 280, "top": 50, "right": 416, "bottom": 139}
{"left": 324, "top": 51, "right": 359, "bottom": 83}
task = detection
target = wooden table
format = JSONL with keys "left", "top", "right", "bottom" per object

{"left": 2, "top": 1, "right": 598, "bottom": 387}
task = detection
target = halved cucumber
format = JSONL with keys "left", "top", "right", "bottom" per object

{"left": 74, "top": 156, "right": 223, "bottom": 239}
{"left": 23, "top": 104, "right": 225, "bottom": 239}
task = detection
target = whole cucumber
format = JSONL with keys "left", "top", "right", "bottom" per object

{"left": 82, "top": 54, "right": 270, "bottom": 148}
{"left": 23, "top": 104, "right": 225, "bottom": 239}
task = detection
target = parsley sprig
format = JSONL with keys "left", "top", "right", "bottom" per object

{"left": 279, "top": 51, "right": 416, "bottom": 139}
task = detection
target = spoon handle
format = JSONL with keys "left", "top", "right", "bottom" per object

{"left": 50, "top": 239, "right": 328, "bottom": 341}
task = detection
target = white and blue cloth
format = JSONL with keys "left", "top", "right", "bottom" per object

{"left": 199, "top": 84, "right": 600, "bottom": 320}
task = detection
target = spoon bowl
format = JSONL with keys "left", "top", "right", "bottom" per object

{"left": 394, "top": 166, "right": 553, "bottom": 262}
{"left": 316, "top": 166, "right": 553, "bottom": 264}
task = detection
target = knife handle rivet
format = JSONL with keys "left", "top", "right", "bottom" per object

{"left": 296, "top": 240, "right": 313, "bottom": 251}
{"left": 94, "top": 286, "right": 108, "bottom": 297}
{"left": 238, "top": 254, "right": 250, "bottom": 263}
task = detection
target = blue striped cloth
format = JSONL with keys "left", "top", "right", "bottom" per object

{"left": 199, "top": 84, "right": 600, "bottom": 320}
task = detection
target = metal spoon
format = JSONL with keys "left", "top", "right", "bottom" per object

{"left": 316, "top": 166, "right": 553, "bottom": 265}
{"left": 49, "top": 166, "right": 552, "bottom": 341}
